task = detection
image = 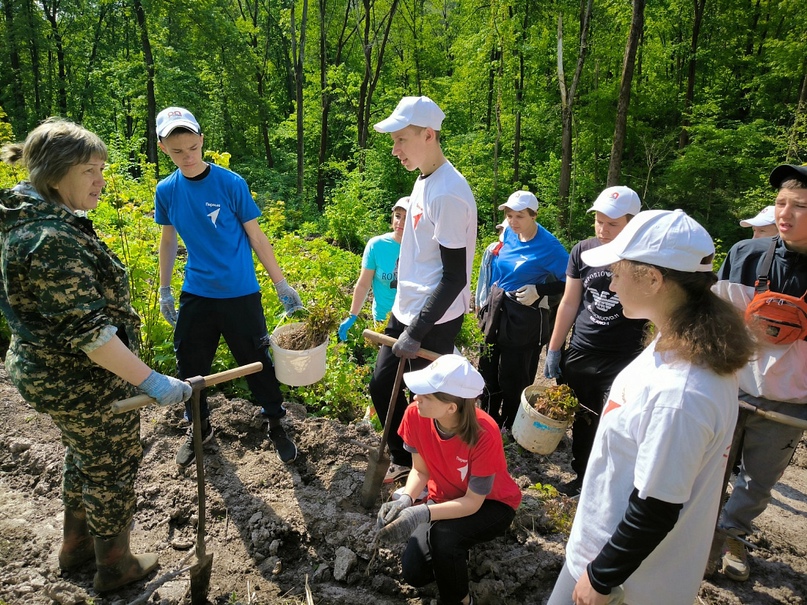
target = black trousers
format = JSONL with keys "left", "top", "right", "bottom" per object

{"left": 478, "top": 340, "right": 542, "bottom": 430}
{"left": 560, "top": 346, "right": 638, "bottom": 477}
{"left": 369, "top": 313, "right": 463, "bottom": 467}
{"left": 174, "top": 291, "right": 284, "bottom": 422}
{"left": 402, "top": 499, "right": 515, "bottom": 605}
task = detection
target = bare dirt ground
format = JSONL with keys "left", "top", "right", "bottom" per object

{"left": 0, "top": 361, "right": 805, "bottom": 605}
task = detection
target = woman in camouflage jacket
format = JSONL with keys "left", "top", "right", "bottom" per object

{"left": 0, "top": 118, "right": 190, "bottom": 593}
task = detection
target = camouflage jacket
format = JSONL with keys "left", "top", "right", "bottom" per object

{"left": 0, "top": 183, "right": 140, "bottom": 402}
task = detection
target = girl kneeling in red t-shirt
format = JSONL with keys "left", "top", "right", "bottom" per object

{"left": 374, "top": 354, "right": 522, "bottom": 605}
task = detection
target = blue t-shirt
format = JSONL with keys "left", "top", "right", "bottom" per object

{"left": 490, "top": 224, "right": 568, "bottom": 292}
{"left": 362, "top": 232, "right": 401, "bottom": 321}
{"left": 155, "top": 163, "right": 261, "bottom": 298}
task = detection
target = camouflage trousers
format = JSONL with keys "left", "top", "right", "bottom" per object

{"left": 7, "top": 353, "right": 142, "bottom": 538}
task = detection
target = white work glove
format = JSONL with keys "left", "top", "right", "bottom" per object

{"left": 159, "top": 286, "right": 177, "bottom": 327}
{"left": 515, "top": 284, "right": 540, "bottom": 306}
{"left": 274, "top": 279, "right": 304, "bottom": 315}
{"left": 544, "top": 349, "right": 562, "bottom": 379}
{"left": 137, "top": 371, "right": 192, "bottom": 406}
{"left": 376, "top": 494, "right": 412, "bottom": 529}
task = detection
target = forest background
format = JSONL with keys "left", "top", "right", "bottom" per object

{"left": 0, "top": 0, "right": 806, "bottom": 418}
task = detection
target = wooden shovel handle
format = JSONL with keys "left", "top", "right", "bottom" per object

{"left": 361, "top": 329, "right": 441, "bottom": 361}
{"left": 111, "top": 362, "right": 264, "bottom": 414}
{"left": 739, "top": 400, "right": 807, "bottom": 430}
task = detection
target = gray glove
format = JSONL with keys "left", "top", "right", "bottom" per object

{"left": 159, "top": 286, "right": 177, "bottom": 327}
{"left": 274, "top": 279, "right": 304, "bottom": 315}
{"left": 375, "top": 504, "right": 430, "bottom": 546}
{"left": 138, "top": 371, "right": 192, "bottom": 406}
{"left": 391, "top": 331, "right": 421, "bottom": 359}
{"left": 544, "top": 349, "right": 562, "bottom": 379}
{"left": 377, "top": 494, "right": 412, "bottom": 529}
{"left": 516, "top": 284, "right": 539, "bottom": 306}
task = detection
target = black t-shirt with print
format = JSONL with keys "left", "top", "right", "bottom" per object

{"left": 567, "top": 237, "right": 647, "bottom": 356}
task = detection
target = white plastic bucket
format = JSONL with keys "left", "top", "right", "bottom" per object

{"left": 511, "top": 385, "right": 570, "bottom": 455}
{"left": 269, "top": 322, "right": 328, "bottom": 386}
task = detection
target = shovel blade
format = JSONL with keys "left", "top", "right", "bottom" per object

{"left": 190, "top": 552, "right": 214, "bottom": 605}
{"left": 360, "top": 447, "right": 390, "bottom": 509}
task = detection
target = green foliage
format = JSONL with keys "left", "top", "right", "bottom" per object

{"left": 0, "top": 107, "right": 13, "bottom": 143}
{"left": 323, "top": 167, "right": 388, "bottom": 252}
{"left": 527, "top": 482, "right": 577, "bottom": 535}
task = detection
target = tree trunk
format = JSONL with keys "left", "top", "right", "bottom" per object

{"left": 290, "top": 0, "right": 309, "bottom": 194}
{"left": 40, "top": 0, "right": 66, "bottom": 115}
{"left": 24, "top": 0, "right": 42, "bottom": 118}
{"left": 678, "top": 0, "right": 706, "bottom": 149}
{"left": 132, "top": 0, "right": 157, "bottom": 172}
{"left": 557, "top": 0, "right": 593, "bottom": 233}
{"left": 77, "top": 7, "right": 108, "bottom": 124}
{"left": 356, "top": 0, "right": 400, "bottom": 151}
{"left": 607, "top": 0, "right": 645, "bottom": 187}
{"left": 3, "top": 0, "right": 27, "bottom": 132}
{"left": 315, "top": 0, "right": 353, "bottom": 210}
{"left": 316, "top": 0, "right": 329, "bottom": 212}
{"left": 786, "top": 63, "right": 807, "bottom": 162}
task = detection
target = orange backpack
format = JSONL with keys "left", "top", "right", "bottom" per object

{"left": 744, "top": 237, "right": 807, "bottom": 345}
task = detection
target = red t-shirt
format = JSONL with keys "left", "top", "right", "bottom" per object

{"left": 399, "top": 405, "right": 522, "bottom": 511}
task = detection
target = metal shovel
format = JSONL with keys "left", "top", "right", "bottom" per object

{"left": 112, "top": 362, "right": 263, "bottom": 603}
{"left": 359, "top": 330, "right": 439, "bottom": 509}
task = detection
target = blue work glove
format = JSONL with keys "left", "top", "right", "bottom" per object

{"left": 138, "top": 371, "right": 192, "bottom": 406}
{"left": 391, "top": 331, "right": 421, "bottom": 359}
{"left": 376, "top": 494, "right": 412, "bottom": 529}
{"left": 544, "top": 349, "right": 562, "bottom": 379}
{"left": 374, "top": 504, "right": 430, "bottom": 546}
{"left": 338, "top": 315, "right": 358, "bottom": 341}
{"left": 274, "top": 279, "right": 304, "bottom": 315}
{"left": 159, "top": 286, "right": 177, "bottom": 327}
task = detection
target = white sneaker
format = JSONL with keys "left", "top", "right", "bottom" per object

{"left": 722, "top": 536, "right": 750, "bottom": 581}
{"left": 392, "top": 486, "right": 428, "bottom": 504}
{"left": 383, "top": 463, "right": 411, "bottom": 484}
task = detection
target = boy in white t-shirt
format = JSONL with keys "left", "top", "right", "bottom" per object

{"left": 369, "top": 96, "right": 477, "bottom": 483}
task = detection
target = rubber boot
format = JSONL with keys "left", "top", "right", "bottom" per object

{"left": 93, "top": 526, "right": 158, "bottom": 593}
{"left": 58, "top": 506, "right": 95, "bottom": 571}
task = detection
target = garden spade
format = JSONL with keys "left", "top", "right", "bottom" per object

{"left": 359, "top": 330, "right": 439, "bottom": 509}
{"left": 187, "top": 375, "right": 212, "bottom": 605}
{"left": 111, "top": 362, "right": 263, "bottom": 603}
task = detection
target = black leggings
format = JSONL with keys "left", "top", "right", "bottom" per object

{"left": 402, "top": 499, "right": 516, "bottom": 605}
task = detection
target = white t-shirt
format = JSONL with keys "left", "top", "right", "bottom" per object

{"left": 566, "top": 337, "right": 738, "bottom": 605}
{"left": 392, "top": 161, "right": 477, "bottom": 325}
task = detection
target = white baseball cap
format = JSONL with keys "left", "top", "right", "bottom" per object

{"left": 392, "top": 196, "right": 411, "bottom": 212}
{"left": 580, "top": 209, "right": 715, "bottom": 273}
{"left": 739, "top": 206, "right": 775, "bottom": 228}
{"left": 403, "top": 354, "right": 485, "bottom": 400}
{"left": 587, "top": 186, "right": 642, "bottom": 218}
{"left": 498, "top": 190, "right": 539, "bottom": 213}
{"left": 374, "top": 96, "right": 445, "bottom": 133}
{"left": 156, "top": 107, "right": 201, "bottom": 138}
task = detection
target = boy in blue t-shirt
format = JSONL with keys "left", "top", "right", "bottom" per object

{"left": 154, "top": 106, "right": 303, "bottom": 467}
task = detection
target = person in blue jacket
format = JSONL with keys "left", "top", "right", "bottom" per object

{"left": 478, "top": 190, "right": 568, "bottom": 429}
